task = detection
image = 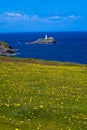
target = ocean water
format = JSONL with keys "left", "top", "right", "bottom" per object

{"left": 0, "top": 31, "right": 87, "bottom": 64}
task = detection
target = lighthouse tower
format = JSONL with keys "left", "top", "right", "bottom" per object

{"left": 45, "top": 35, "right": 47, "bottom": 39}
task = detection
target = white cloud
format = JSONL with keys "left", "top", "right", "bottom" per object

{"left": 0, "top": 12, "right": 82, "bottom": 32}
{"left": 68, "top": 15, "right": 76, "bottom": 18}
{"left": 64, "top": 15, "right": 81, "bottom": 20}
{"left": 0, "top": 12, "right": 81, "bottom": 25}
{"left": 47, "top": 15, "right": 61, "bottom": 20}
{"left": 0, "top": 12, "right": 29, "bottom": 22}
{"left": 4, "top": 12, "right": 22, "bottom": 17}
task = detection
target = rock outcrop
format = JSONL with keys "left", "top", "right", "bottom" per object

{"left": 30, "top": 35, "right": 57, "bottom": 44}
{"left": 0, "top": 41, "right": 15, "bottom": 55}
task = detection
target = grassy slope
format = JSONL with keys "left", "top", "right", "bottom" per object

{"left": 0, "top": 57, "right": 87, "bottom": 130}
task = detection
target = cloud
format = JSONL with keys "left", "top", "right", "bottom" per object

{"left": 0, "top": 12, "right": 29, "bottom": 23}
{"left": 47, "top": 15, "right": 61, "bottom": 20}
{"left": 4, "top": 12, "right": 22, "bottom": 17}
{"left": 0, "top": 12, "right": 81, "bottom": 23}
{"left": 0, "top": 12, "right": 81, "bottom": 31}
{"left": 65, "top": 15, "right": 81, "bottom": 20}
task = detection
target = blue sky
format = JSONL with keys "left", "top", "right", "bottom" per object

{"left": 0, "top": 0, "right": 87, "bottom": 32}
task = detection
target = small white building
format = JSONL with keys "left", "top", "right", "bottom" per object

{"left": 45, "top": 35, "right": 48, "bottom": 39}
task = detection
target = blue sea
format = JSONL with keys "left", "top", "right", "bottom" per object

{"left": 0, "top": 31, "right": 87, "bottom": 64}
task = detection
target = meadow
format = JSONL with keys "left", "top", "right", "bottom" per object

{"left": 0, "top": 57, "right": 87, "bottom": 130}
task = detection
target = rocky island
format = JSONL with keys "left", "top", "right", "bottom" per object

{"left": 30, "top": 35, "right": 57, "bottom": 44}
{"left": 0, "top": 41, "right": 15, "bottom": 55}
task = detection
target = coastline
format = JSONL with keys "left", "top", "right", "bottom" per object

{"left": 0, "top": 32, "right": 87, "bottom": 64}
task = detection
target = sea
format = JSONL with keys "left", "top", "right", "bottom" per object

{"left": 0, "top": 31, "right": 87, "bottom": 64}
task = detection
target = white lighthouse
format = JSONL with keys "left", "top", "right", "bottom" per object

{"left": 45, "top": 34, "right": 48, "bottom": 39}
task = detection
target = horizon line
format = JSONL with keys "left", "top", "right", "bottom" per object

{"left": 0, "top": 30, "right": 87, "bottom": 33}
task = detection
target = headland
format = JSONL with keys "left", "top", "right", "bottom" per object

{"left": 0, "top": 41, "right": 15, "bottom": 55}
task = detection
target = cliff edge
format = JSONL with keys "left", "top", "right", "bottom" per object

{"left": 0, "top": 41, "right": 15, "bottom": 55}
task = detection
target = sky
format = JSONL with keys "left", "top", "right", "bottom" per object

{"left": 0, "top": 0, "right": 87, "bottom": 32}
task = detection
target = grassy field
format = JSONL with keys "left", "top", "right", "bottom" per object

{"left": 0, "top": 57, "right": 87, "bottom": 130}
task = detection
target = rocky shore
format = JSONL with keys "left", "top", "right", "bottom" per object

{"left": 0, "top": 41, "right": 15, "bottom": 55}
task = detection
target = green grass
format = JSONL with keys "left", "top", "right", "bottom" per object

{"left": 0, "top": 57, "right": 87, "bottom": 130}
